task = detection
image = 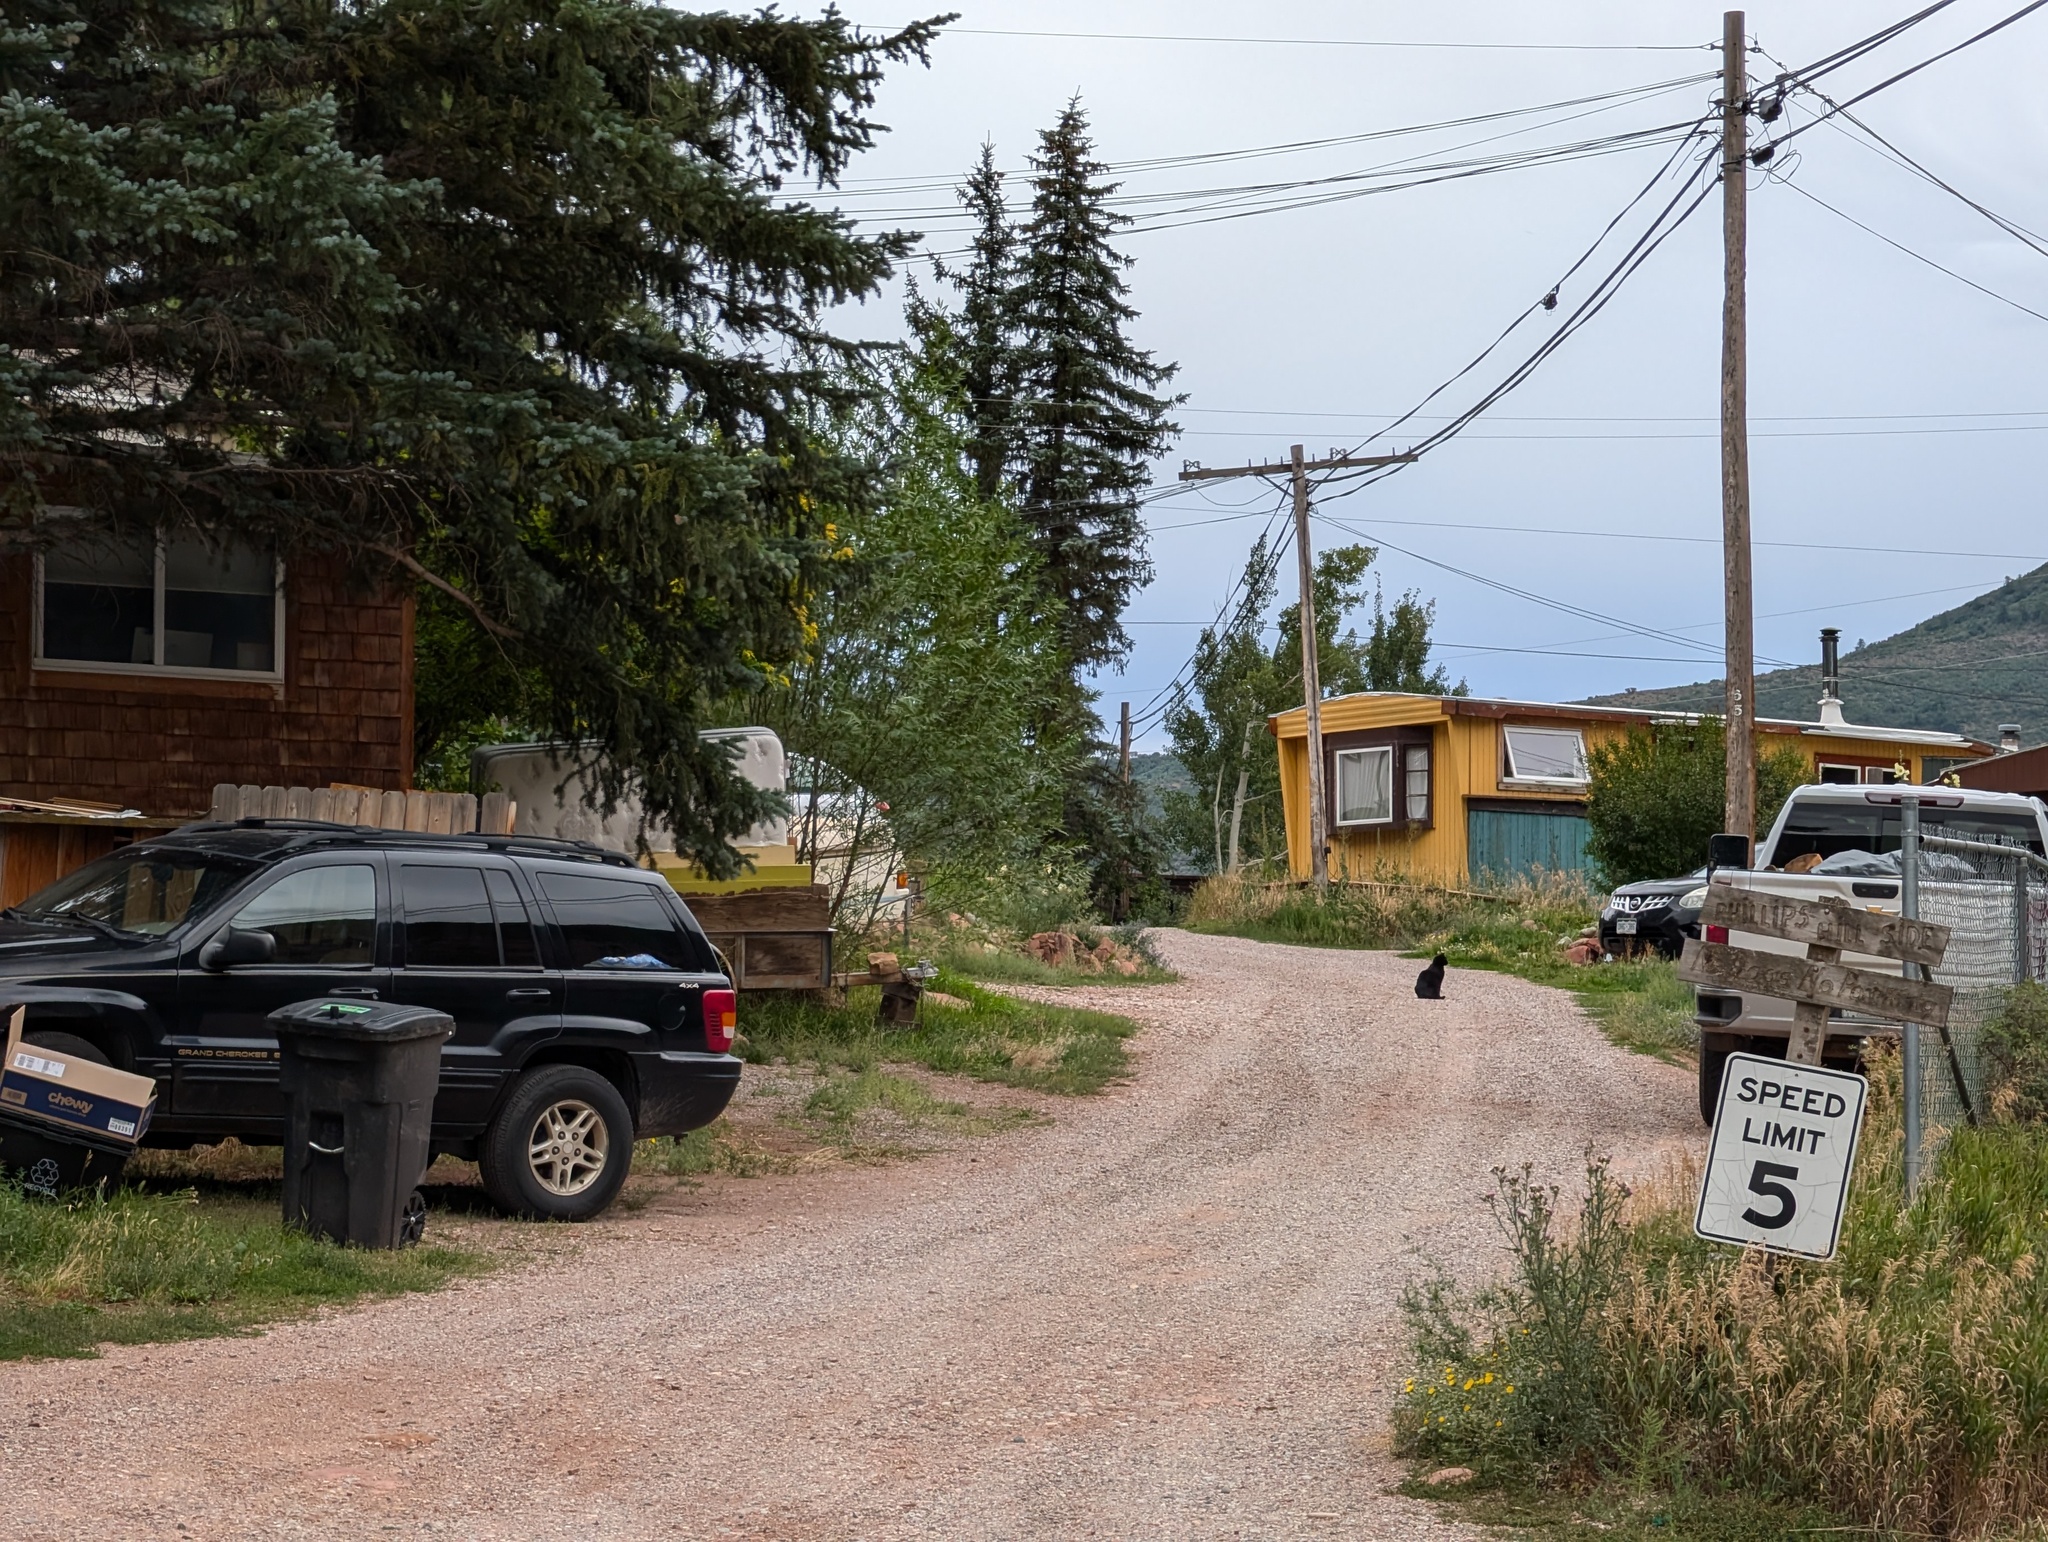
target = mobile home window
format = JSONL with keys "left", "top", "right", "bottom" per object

{"left": 1502, "top": 726, "right": 1588, "bottom": 785}
{"left": 1334, "top": 746, "right": 1394, "bottom": 826}
{"left": 36, "top": 522, "right": 281, "bottom": 678}
{"left": 1816, "top": 762, "right": 1861, "bottom": 785}
{"left": 1404, "top": 743, "right": 1431, "bottom": 823}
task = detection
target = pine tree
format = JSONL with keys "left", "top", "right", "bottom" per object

{"left": 933, "top": 143, "right": 1019, "bottom": 503}
{"left": 0, "top": 0, "right": 943, "bottom": 870}
{"left": 1006, "top": 98, "right": 1180, "bottom": 678}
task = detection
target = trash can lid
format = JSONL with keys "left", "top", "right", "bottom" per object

{"left": 268, "top": 998, "right": 454, "bottom": 1043}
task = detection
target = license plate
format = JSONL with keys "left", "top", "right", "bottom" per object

{"left": 1614, "top": 917, "right": 1638, "bottom": 935}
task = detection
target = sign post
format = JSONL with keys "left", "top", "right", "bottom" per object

{"left": 1679, "top": 881, "right": 1955, "bottom": 1257}
{"left": 1696, "top": 1052, "right": 1867, "bottom": 1259}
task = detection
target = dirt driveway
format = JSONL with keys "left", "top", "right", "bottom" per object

{"left": 0, "top": 930, "right": 1698, "bottom": 1540}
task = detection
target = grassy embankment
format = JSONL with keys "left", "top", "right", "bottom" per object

{"left": 0, "top": 1178, "right": 484, "bottom": 1362}
{"left": 1394, "top": 1043, "right": 2048, "bottom": 1539}
{"left": 636, "top": 968, "right": 1142, "bottom": 1177}
{"left": 1184, "top": 872, "right": 1696, "bottom": 1064}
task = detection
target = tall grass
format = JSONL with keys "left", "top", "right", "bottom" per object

{"left": 1398, "top": 1048, "right": 2048, "bottom": 1536}
{"left": 0, "top": 1183, "right": 482, "bottom": 1360}
{"left": 739, "top": 971, "right": 1137, "bottom": 1096}
{"left": 1186, "top": 871, "right": 1697, "bottom": 1063}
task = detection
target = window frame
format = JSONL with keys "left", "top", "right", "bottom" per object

{"left": 1500, "top": 725, "right": 1591, "bottom": 790}
{"left": 217, "top": 858, "right": 381, "bottom": 970}
{"left": 32, "top": 511, "right": 286, "bottom": 683}
{"left": 532, "top": 867, "right": 709, "bottom": 972}
{"left": 1332, "top": 745, "right": 1397, "bottom": 828}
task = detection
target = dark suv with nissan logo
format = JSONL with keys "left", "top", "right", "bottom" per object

{"left": 0, "top": 821, "right": 740, "bottom": 1219}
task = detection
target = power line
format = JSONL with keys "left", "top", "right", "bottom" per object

{"left": 1148, "top": 506, "right": 2048, "bottom": 562}
{"left": 1311, "top": 507, "right": 1793, "bottom": 669}
{"left": 865, "top": 23, "right": 1709, "bottom": 53}
{"left": 1160, "top": 404, "right": 2048, "bottom": 425}
{"left": 1772, "top": 174, "right": 2048, "bottom": 326}
{"left": 1176, "top": 419, "right": 2048, "bottom": 441}
{"left": 1762, "top": 0, "right": 2048, "bottom": 150}
{"left": 1811, "top": 97, "right": 2048, "bottom": 259}
{"left": 832, "top": 74, "right": 1717, "bottom": 198}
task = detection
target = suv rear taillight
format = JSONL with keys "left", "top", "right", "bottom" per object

{"left": 703, "top": 989, "right": 737, "bottom": 1053}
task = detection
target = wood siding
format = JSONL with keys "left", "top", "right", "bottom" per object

{"left": 0, "top": 552, "right": 413, "bottom": 818}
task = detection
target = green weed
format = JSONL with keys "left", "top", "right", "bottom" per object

{"left": 0, "top": 1183, "right": 483, "bottom": 1361}
{"left": 1185, "top": 872, "right": 1698, "bottom": 1064}
{"left": 932, "top": 941, "right": 1174, "bottom": 988}
{"left": 1982, "top": 979, "right": 2048, "bottom": 1122}
{"left": 739, "top": 972, "right": 1137, "bottom": 1096}
{"left": 800, "top": 1068, "right": 1036, "bottom": 1139}
{"left": 1397, "top": 1051, "right": 2048, "bottom": 1536}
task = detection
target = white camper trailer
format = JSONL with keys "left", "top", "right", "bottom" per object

{"left": 471, "top": 729, "right": 790, "bottom": 856}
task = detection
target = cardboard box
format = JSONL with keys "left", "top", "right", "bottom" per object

{"left": 0, "top": 1006, "right": 156, "bottom": 1146}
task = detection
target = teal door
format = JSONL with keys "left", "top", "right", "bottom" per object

{"left": 1466, "top": 805, "right": 1592, "bottom": 886}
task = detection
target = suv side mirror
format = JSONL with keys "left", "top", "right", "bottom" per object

{"left": 201, "top": 927, "right": 277, "bottom": 971}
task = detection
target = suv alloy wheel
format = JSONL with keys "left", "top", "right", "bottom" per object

{"left": 478, "top": 1064, "right": 634, "bottom": 1220}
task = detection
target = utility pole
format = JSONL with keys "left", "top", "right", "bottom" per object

{"left": 1118, "top": 701, "right": 1132, "bottom": 783}
{"left": 1180, "top": 445, "right": 1416, "bottom": 889}
{"left": 1721, "top": 8, "right": 1757, "bottom": 849}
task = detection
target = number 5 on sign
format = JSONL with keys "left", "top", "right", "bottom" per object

{"left": 1695, "top": 1052, "right": 1869, "bottom": 1261}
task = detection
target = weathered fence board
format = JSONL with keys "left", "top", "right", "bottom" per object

{"left": 1678, "top": 938, "right": 1954, "bottom": 1027}
{"left": 1698, "top": 885, "right": 1949, "bottom": 964}
{"left": 205, "top": 783, "right": 504, "bottom": 836}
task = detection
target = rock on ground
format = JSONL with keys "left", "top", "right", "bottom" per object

{"left": 0, "top": 930, "right": 1698, "bottom": 1540}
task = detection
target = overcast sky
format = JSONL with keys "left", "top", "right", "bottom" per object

{"left": 815, "top": 1, "right": 2048, "bottom": 748}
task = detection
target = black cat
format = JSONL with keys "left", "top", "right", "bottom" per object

{"left": 1414, "top": 953, "right": 1447, "bottom": 999}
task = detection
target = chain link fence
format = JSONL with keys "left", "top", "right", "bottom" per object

{"left": 1907, "top": 832, "right": 2048, "bottom": 1156}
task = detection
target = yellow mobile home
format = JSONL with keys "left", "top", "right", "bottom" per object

{"left": 1269, "top": 691, "right": 1991, "bottom": 887}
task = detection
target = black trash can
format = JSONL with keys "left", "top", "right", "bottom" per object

{"left": 271, "top": 999, "right": 453, "bottom": 1249}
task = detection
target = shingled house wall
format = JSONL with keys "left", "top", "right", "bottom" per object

{"left": 0, "top": 552, "right": 414, "bottom": 818}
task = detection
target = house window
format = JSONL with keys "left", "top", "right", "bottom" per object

{"left": 1335, "top": 746, "right": 1394, "bottom": 825}
{"left": 1404, "top": 744, "right": 1431, "bottom": 823}
{"left": 1502, "top": 726, "right": 1589, "bottom": 786}
{"left": 36, "top": 524, "right": 281, "bottom": 678}
{"left": 1817, "top": 761, "right": 1900, "bottom": 786}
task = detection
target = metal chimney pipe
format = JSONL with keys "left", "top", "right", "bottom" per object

{"left": 1816, "top": 628, "right": 1846, "bottom": 725}
{"left": 1999, "top": 723, "right": 2022, "bottom": 755}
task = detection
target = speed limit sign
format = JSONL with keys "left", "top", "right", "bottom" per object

{"left": 1695, "top": 1052, "right": 1868, "bottom": 1261}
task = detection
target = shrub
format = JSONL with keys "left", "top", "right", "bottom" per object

{"left": 1396, "top": 1153, "right": 1632, "bottom": 1478}
{"left": 1585, "top": 719, "right": 1810, "bottom": 885}
{"left": 1398, "top": 1051, "right": 2048, "bottom": 1534}
{"left": 1185, "top": 870, "right": 1594, "bottom": 953}
{"left": 1981, "top": 980, "right": 2048, "bottom": 1123}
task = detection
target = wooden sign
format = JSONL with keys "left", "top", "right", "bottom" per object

{"left": 1678, "top": 939, "right": 1953, "bottom": 1027}
{"left": 1678, "top": 882, "right": 1954, "bottom": 1066}
{"left": 1697, "top": 885, "right": 1949, "bottom": 966}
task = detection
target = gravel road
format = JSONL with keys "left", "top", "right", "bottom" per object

{"left": 0, "top": 930, "right": 1699, "bottom": 1540}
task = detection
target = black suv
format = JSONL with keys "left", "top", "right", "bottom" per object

{"left": 1597, "top": 868, "right": 1709, "bottom": 959}
{"left": 0, "top": 821, "right": 740, "bottom": 1219}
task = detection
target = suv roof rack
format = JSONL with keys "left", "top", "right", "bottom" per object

{"left": 172, "top": 819, "right": 638, "bottom": 867}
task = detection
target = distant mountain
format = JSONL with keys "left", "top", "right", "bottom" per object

{"left": 1127, "top": 751, "right": 1193, "bottom": 822}
{"left": 1581, "top": 563, "right": 2048, "bottom": 748}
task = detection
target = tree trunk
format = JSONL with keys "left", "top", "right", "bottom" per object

{"left": 1226, "top": 719, "right": 1253, "bottom": 873}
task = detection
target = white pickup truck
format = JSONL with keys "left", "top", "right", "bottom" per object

{"left": 1692, "top": 782, "right": 2048, "bottom": 1123}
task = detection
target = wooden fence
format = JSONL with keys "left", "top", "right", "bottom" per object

{"left": 207, "top": 783, "right": 516, "bottom": 836}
